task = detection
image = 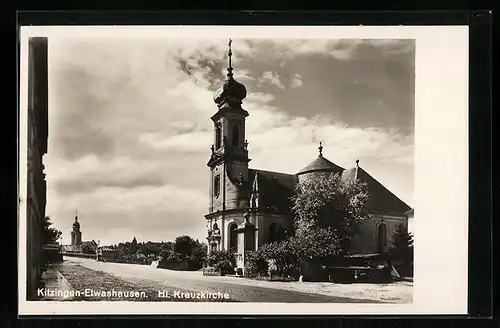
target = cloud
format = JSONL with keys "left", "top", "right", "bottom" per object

{"left": 290, "top": 73, "right": 303, "bottom": 88}
{"left": 49, "top": 183, "right": 208, "bottom": 246}
{"left": 245, "top": 92, "right": 276, "bottom": 104}
{"left": 139, "top": 131, "right": 213, "bottom": 152}
{"left": 258, "top": 71, "right": 285, "bottom": 89}
{"left": 237, "top": 39, "right": 413, "bottom": 64}
{"left": 46, "top": 37, "right": 414, "bottom": 245}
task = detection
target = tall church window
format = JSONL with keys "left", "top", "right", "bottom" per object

{"left": 228, "top": 223, "right": 238, "bottom": 252}
{"left": 377, "top": 223, "right": 387, "bottom": 253}
{"left": 232, "top": 125, "right": 239, "bottom": 147}
{"left": 214, "top": 175, "right": 220, "bottom": 198}
{"left": 215, "top": 124, "right": 222, "bottom": 149}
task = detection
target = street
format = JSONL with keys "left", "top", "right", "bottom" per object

{"left": 58, "top": 256, "right": 387, "bottom": 303}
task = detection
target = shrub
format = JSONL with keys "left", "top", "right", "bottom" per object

{"left": 206, "top": 250, "right": 236, "bottom": 274}
{"left": 260, "top": 239, "right": 301, "bottom": 279}
{"left": 244, "top": 250, "right": 268, "bottom": 278}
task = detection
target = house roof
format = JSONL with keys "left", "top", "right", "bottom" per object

{"left": 297, "top": 155, "right": 344, "bottom": 175}
{"left": 61, "top": 245, "right": 81, "bottom": 252}
{"left": 341, "top": 165, "right": 411, "bottom": 215}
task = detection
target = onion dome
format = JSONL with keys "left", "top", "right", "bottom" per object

{"left": 213, "top": 39, "right": 247, "bottom": 108}
{"left": 73, "top": 212, "right": 80, "bottom": 229}
{"left": 296, "top": 142, "right": 344, "bottom": 175}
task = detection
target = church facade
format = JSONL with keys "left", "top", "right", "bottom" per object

{"left": 205, "top": 41, "right": 412, "bottom": 272}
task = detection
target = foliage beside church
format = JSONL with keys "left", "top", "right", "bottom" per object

{"left": 243, "top": 172, "right": 373, "bottom": 279}
{"left": 109, "top": 235, "right": 207, "bottom": 270}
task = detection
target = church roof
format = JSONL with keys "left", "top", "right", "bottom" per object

{"left": 296, "top": 155, "right": 344, "bottom": 175}
{"left": 296, "top": 142, "right": 344, "bottom": 175}
{"left": 249, "top": 169, "right": 298, "bottom": 213}
{"left": 341, "top": 165, "right": 411, "bottom": 215}
{"left": 248, "top": 160, "right": 410, "bottom": 216}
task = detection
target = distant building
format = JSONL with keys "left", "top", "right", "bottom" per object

{"left": 71, "top": 213, "right": 82, "bottom": 246}
{"left": 205, "top": 41, "right": 412, "bottom": 274}
{"left": 26, "top": 37, "right": 48, "bottom": 300}
{"left": 62, "top": 214, "right": 100, "bottom": 255}
{"left": 98, "top": 246, "right": 117, "bottom": 262}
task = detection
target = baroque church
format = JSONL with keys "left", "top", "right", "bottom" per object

{"left": 205, "top": 40, "right": 412, "bottom": 272}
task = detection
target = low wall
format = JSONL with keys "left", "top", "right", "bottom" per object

{"left": 62, "top": 252, "right": 96, "bottom": 259}
{"left": 157, "top": 260, "right": 202, "bottom": 271}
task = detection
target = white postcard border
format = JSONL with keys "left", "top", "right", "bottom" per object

{"left": 18, "top": 25, "right": 469, "bottom": 315}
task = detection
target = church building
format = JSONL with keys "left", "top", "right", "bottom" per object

{"left": 205, "top": 40, "right": 412, "bottom": 272}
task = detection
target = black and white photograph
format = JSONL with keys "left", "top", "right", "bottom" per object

{"left": 18, "top": 26, "right": 469, "bottom": 315}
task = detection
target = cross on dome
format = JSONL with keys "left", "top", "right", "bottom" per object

{"left": 227, "top": 38, "right": 233, "bottom": 78}
{"left": 318, "top": 142, "right": 323, "bottom": 157}
{"left": 213, "top": 39, "right": 247, "bottom": 107}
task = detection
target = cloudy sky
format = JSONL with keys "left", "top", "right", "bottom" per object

{"left": 45, "top": 37, "right": 415, "bottom": 246}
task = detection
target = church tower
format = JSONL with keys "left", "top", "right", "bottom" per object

{"left": 207, "top": 39, "right": 250, "bottom": 213}
{"left": 206, "top": 40, "right": 252, "bottom": 253}
{"left": 71, "top": 212, "right": 82, "bottom": 246}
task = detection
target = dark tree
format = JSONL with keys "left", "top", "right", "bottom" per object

{"left": 41, "top": 216, "right": 62, "bottom": 245}
{"left": 291, "top": 172, "right": 370, "bottom": 260}
{"left": 174, "top": 235, "right": 196, "bottom": 258}
{"left": 190, "top": 241, "right": 208, "bottom": 262}
{"left": 81, "top": 243, "right": 96, "bottom": 255}
{"left": 389, "top": 224, "right": 414, "bottom": 264}
{"left": 130, "top": 237, "right": 138, "bottom": 254}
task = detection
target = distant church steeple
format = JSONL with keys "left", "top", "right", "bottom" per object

{"left": 71, "top": 210, "right": 82, "bottom": 246}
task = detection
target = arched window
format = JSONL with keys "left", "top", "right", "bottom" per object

{"left": 232, "top": 125, "right": 239, "bottom": 147}
{"left": 377, "top": 223, "right": 387, "bottom": 253}
{"left": 213, "top": 175, "right": 220, "bottom": 198}
{"left": 215, "top": 124, "right": 222, "bottom": 149}
{"left": 228, "top": 223, "right": 238, "bottom": 251}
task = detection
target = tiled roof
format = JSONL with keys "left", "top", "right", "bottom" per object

{"left": 341, "top": 166, "right": 411, "bottom": 215}
{"left": 249, "top": 169, "right": 298, "bottom": 213}
{"left": 61, "top": 245, "right": 81, "bottom": 253}
{"left": 297, "top": 156, "right": 344, "bottom": 175}
{"left": 244, "top": 154, "right": 409, "bottom": 217}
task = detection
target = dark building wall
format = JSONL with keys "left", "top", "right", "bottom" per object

{"left": 26, "top": 37, "right": 48, "bottom": 300}
{"left": 71, "top": 230, "right": 82, "bottom": 246}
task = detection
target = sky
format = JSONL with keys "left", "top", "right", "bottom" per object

{"left": 45, "top": 37, "right": 415, "bottom": 246}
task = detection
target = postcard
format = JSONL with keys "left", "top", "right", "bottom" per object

{"left": 18, "top": 25, "right": 468, "bottom": 316}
